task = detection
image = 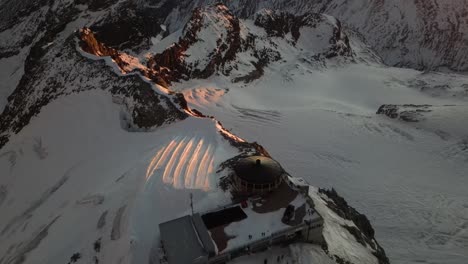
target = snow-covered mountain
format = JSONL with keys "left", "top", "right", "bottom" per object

{"left": 1, "top": 1, "right": 468, "bottom": 264}
{"left": 135, "top": 0, "right": 468, "bottom": 71}
{"left": 1, "top": 0, "right": 467, "bottom": 77}
{"left": 115, "top": 4, "right": 352, "bottom": 84}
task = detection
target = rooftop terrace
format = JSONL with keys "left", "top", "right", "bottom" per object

{"left": 203, "top": 182, "right": 321, "bottom": 253}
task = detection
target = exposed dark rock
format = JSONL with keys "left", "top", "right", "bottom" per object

{"left": 0, "top": 6, "right": 81, "bottom": 149}
{"left": 232, "top": 61, "right": 265, "bottom": 83}
{"left": 74, "top": 0, "right": 115, "bottom": 12}
{"left": 319, "top": 188, "right": 390, "bottom": 264}
{"left": 254, "top": 10, "right": 319, "bottom": 42}
{"left": 145, "top": 4, "right": 351, "bottom": 85}
{"left": 254, "top": 10, "right": 352, "bottom": 58}
{"left": 0, "top": 24, "right": 187, "bottom": 149}
{"left": 111, "top": 82, "right": 187, "bottom": 130}
{"left": 88, "top": 0, "right": 183, "bottom": 52}
{"left": 320, "top": 188, "right": 374, "bottom": 239}
{"left": 326, "top": 19, "right": 352, "bottom": 58}
{"left": 93, "top": 238, "right": 102, "bottom": 253}
{"left": 333, "top": 255, "right": 353, "bottom": 264}
{"left": 377, "top": 104, "right": 432, "bottom": 122}
{"left": 342, "top": 225, "right": 366, "bottom": 246}
{"left": 79, "top": 28, "right": 123, "bottom": 65}
{"left": 70, "top": 252, "right": 81, "bottom": 263}
{"left": 147, "top": 4, "right": 245, "bottom": 83}
{"left": 0, "top": 0, "right": 49, "bottom": 57}
{"left": 232, "top": 48, "right": 281, "bottom": 83}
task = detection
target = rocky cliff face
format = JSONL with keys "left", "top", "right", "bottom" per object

{"left": 146, "top": 5, "right": 352, "bottom": 84}
{"left": 0, "top": 29, "right": 187, "bottom": 148}
{"left": 319, "top": 188, "right": 390, "bottom": 264}
{"left": 147, "top": 4, "right": 243, "bottom": 83}
{"left": 3, "top": 0, "right": 466, "bottom": 71}
{"left": 309, "top": 0, "right": 468, "bottom": 71}
{"left": 0, "top": 0, "right": 188, "bottom": 149}
{"left": 78, "top": 3, "right": 353, "bottom": 87}
{"left": 131, "top": 0, "right": 468, "bottom": 71}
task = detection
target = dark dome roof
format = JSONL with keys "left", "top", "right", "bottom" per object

{"left": 234, "top": 156, "right": 283, "bottom": 184}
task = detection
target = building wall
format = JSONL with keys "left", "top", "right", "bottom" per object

{"left": 233, "top": 176, "right": 282, "bottom": 194}
{"left": 302, "top": 222, "right": 325, "bottom": 245}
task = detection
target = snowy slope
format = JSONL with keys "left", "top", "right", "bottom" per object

{"left": 0, "top": 90, "right": 242, "bottom": 264}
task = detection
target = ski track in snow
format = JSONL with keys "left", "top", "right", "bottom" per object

{"left": 232, "top": 105, "right": 282, "bottom": 126}
{"left": 145, "top": 135, "right": 217, "bottom": 190}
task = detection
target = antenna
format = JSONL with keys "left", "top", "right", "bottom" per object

{"left": 190, "top": 193, "right": 194, "bottom": 215}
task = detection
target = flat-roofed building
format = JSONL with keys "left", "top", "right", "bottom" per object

{"left": 159, "top": 213, "right": 216, "bottom": 264}
{"left": 158, "top": 174, "right": 325, "bottom": 264}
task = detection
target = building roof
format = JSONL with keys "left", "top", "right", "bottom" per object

{"left": 234, "top": 156, "right": 284, "bottom": 184}
{"left": 192, "top": 213, "right": 216, "bottom": 256}
{"left": 159, "top": 215, "right": 211, "bottom": 264}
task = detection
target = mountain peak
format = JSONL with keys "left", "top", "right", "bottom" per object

{"left": 147, "top": 4, "right": 353, "bottom": 84}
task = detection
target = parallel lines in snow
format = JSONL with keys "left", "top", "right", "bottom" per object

{"left": 154, "top": 138, "right": 180, "bottom": 171}
{"left": 232, "top": 104, "right": 282, "bottom": 126}
{"left": 173, "top": 138, "right": 197, "bottom": 189}
{"left": 145, "top": 148, "right": 164, "bottom": 181}
{"left": 185, "top": 139, "right": 206, "bottom": 189}
{"left": 146, "top": 136, "right": 217, "bottom": 190}
{"left": 196, "top": 144, "right": 214, "bottom": 189}
{"left": 163, "top": 137, "right": 189, "bottom": 185}
{"left": 206, "top": 157, "right": 216, "bottom": 189}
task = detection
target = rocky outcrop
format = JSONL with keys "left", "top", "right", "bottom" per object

{"left": 74, "top": 0, "right": 116, "bottom": 12}
{"left": 247, "top": 0, "right": 468, "bottom": 71}
{"left": 111, "top": 82, "right": 187, "bottom": 131}
{"left": 147, "top": 4, "right": 244, "bottom": 82}
{"left": 0, "top": 26, "right": 187, "bottom": 149}
{"left": 0, "top": 0, "right": 49, "bottom": 58}
{"left": 88, "top": 0, "right": 176, "bottom": 52}
{"left": 78, "top": 26, "right": 190, "bottom": 128}
{"left": 79, "top": 28, "right": 123, "bottom": 65}
{"left": 146, "top": 4, "right": 351, "bottom": 84}
{"left": 255, "top": 9, "right": 352, "bottom": 58}
{"left": 113, "top": 0, "right": 467, "bottom": 71}
{"left": 319, "top": 188, "right": 390, "bottom": 264}
{"left": 377, "top": 104, "right": 432, "bottom": 122}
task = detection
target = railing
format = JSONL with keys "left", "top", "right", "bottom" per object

{"left": 208, "top": 222, "right": 319, "bottom": 264}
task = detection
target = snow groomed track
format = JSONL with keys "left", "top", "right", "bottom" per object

{"left": 146, "top": 135, "right": 217, "bottom": 190}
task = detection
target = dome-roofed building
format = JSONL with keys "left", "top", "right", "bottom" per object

{"left": 233, "top": 156, "right": 284, "bottom": 194}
